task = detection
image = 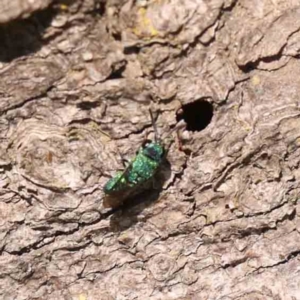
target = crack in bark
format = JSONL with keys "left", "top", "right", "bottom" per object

{"left": 221, "top": 256, "right": 250, "bottom": 270}
{"left": 0, "top": 87, "right": 53, "bottom": 116}
{"left": 5, "top": 225, "right": 80, "bottom": 255}
{"left": 155, "top": 199, "right": 295, "bottom": 244}
{"left": 248, "top": 242, "right": 300, "bottom": 276}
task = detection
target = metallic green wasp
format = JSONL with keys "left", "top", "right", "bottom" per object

{"left": 103, "top": 110, "right": 166, "bottom": 208}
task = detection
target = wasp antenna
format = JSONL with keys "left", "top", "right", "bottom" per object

{"left": 149, "top": 109, "right": 159, "bottom": 142}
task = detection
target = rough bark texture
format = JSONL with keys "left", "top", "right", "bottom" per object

{"left": 0, "top": 0, "right": 53, "bottom": 23}
{"left": 1, "top": 0, "right": 300, "bottom": 299}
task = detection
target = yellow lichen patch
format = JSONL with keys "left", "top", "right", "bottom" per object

{"left": 295, "top": 137, "right": 300, "bottom": 145}
{"left": 169, "top": 249, "right": 181, "bottom": 257}
{"left": 251, "top": 75, "right": 260, "bottom": 86}
{"left": 78, "top": 294, "right": 87, "bottom": 300}
{"left": 236, "top": 119, "right": 251, "bottom": 132}
{"left": 118, "top": 232, "right": 132, "bottom": 244}
{"left": 59, "top": 4, "right": 68, "bottom": 10}
{"left": 133, "top": 7, "right": 160, "bottom": 38}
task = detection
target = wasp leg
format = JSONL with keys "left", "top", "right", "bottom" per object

{"left": 175, "top": 130, "right": 183, "bottom": 152}
{"left": 175, "top": 130, "right": 193, "bottom": 156}
{"left": 122, "top": 158, "right": 131, "bottom": 167}
{"left": 117, "top": 151, "right": 130, "bottom": 167}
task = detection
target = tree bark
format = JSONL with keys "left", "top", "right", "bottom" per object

{"left": 1, "top": 0, "right": 300, "bottom": 299}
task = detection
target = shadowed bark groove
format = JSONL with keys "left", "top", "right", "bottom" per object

{"left": 1, "top": 0, "right": 300, "bottom": 299}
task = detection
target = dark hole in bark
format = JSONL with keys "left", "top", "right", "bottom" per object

{"left": 107, "top": 63, "right": 126, "bottom": 79}
{"left": 94, "top": 0, "right": 106, "bottom": 15}
{"left": 112, "top": 31, "right": 122, "bottom": 41}
{"left": 176, "top": 99, "right": 213, "bottom": 131}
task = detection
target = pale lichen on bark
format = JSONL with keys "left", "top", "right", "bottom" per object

{"left": 1, "top": 0, "right": 300, "bottom": 299}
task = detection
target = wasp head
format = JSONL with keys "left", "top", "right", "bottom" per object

{"left": 142, "top": 142, "right": 165, "bottom": 162}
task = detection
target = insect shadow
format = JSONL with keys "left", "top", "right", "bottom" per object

{"left": 107, "top": 158, "right": 172, "bottom": 232}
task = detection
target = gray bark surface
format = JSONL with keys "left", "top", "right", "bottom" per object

{"left": 1, "top": 0, "right": 300, "bottom": 299}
